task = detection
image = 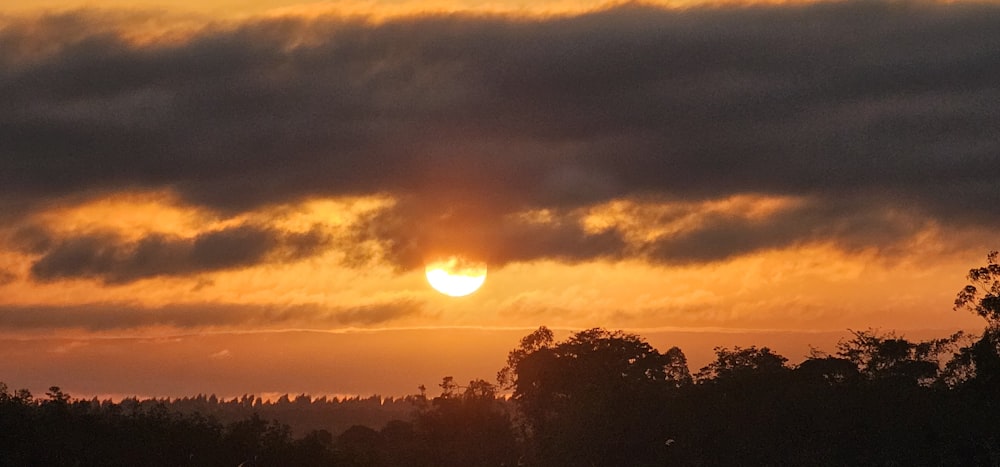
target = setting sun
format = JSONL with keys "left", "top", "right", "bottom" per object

{"left": 425, "top": 256, "right": 488, "bottom": 297}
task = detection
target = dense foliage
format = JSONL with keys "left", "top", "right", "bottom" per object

{"left": 3, "top": 252, "right": 1000, "bottom": 466}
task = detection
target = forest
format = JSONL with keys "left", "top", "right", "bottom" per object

{"left": 2, "top": 252, "right": 999, "bottom": 466}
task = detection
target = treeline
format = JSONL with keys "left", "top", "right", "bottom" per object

{"left": 493, "top": 326, "right": 1000, "bottom": 466}
{"left": 0, "top": 386, "right": 336, "bottom": 466}
{"left": 118, "top": 393, "right": 415, "bottom": 437}
{"left": 2, "top": 252, "right": 999, "bottom": 466}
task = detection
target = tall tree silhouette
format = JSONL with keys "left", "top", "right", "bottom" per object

{"left": 955, "top": 251, "right": 1000, "bottom": 323}
{"left": 953, "top": 250, "right": 1000, "bottom": 391}
{"left": 500, "top": 327, "right": 690, "bottom": 467}
{"left": 413, "top": 377, "right": 517, "bottom": 467}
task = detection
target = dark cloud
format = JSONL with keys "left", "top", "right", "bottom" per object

{"left": 349, "top": 199, "right": 628, "bottom": 269}
{"left": 8, "top": 225, "right": 53, "bottom": 254}
{"left": 2, "top": 2, "right": 998, "bottom": 269}
{"left": 0, "top": 300, "right": 422, "bottom": 330}
{"left": 27, "top": 223, "right": 331, "bottom": 283}
{"left": 645, "top": 195, "right": 929, "bottom": 264}
{"left": 0, "top": 269, "right": 16, "bottom": 285}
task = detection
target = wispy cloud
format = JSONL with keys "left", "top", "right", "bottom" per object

{"left": 0, "top": 300, "right": 424, "bottom": 331}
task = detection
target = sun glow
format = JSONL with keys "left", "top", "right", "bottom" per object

{"left": 425, "top": 256, "right": 487, "bottom": 297}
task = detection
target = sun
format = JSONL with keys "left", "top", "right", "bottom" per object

{"left": 425, "top": 256, "right": 488, "bottom": 297}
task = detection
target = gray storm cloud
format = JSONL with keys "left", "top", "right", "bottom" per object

{"left": 2, "top": 2, "right": 998, "bottom": 276}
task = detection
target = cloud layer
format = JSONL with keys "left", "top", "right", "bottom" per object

{"left": 24, "top": 223, "right": 330, "bottom": 283}
{"left": 2, "top": 2, "right": 999, "bottom": 275}
{"left": 0, "top": 300, "right": 423, "bottom": 330}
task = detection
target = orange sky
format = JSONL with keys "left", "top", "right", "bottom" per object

{"left": 0, "top": 0, "right": 997, "bottom": 398}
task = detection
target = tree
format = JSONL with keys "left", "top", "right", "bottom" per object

{"left": 795, "top": 356, "right": 860, "bottom": 385}
{"left": 952, "top": 251, "right": 1000, "bottom": 390}
{"left": 497, "top": 326, "right": 554, "bottom": 391}
{"left": 695, "top": 346, "right": 789, "bottom": 382}
{"left": 337, "top": 425, "right": 382, "bottom": 467}
{"left": 499, "top": 327, "right": 690, "bottom": 467}
{"left": 955, "top": 250, "right": 1000, "bottom": 323}
{"left": 413, "top": 377, "right": 517, "bottom": 467}
{"left": 45, "top": 386, "right": 70, "bottom": 404}
{"left": 835, "top": 329, "right": 961, "bottom": 387}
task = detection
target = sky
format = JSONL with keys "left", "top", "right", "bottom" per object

{"left": 1, "top": 0, "right": 998, "bottom": 399}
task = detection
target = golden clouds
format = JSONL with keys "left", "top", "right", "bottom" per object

{"left": 2, "top": 0, "right": 904, "bottom": 22}
{"left": 581, "top": 194, "right": 805, "bottom": 244}
{"left": 0, "top": 193, "right": 401, "bottom": 311}
{"left": 31, "top": 191, "right": 209, "bottom": 240}
{"left": 0, "top": 189, "right": 990, "bottom": 336}
{"left": 0, "top": 0, "right": 675, "bottom": 22}
{"left": 2, "top": 0, "right": 997, "bottom": 342}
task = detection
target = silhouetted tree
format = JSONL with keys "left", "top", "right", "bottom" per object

{"left": 379, "top": 420, "right": 428, "bottom": 467}
{"left": 695, "top": 345, "right": 789, "bottom": 382}
{"left": 952, "top": 250, "right": 1000, "bottom": 391}
{"left": 794, "top": 355, "right": 860, "bottom": 385}
{"left": 955, "top": 250, "right": 1000, "bottom": 323}
{"left": 496, "top": 326, "right": 554, "bottom": 391}
{"left": 44, "top": 386, "right": 71, "bottom": 404}
{"left": 500, "top": 327, "right": 689, "bottom": 467}
{"left": 413, "top": 377, "right": 517, "bottom": 467}
{"left": 676, "top": 346, "right": 797, "bottom": 464}
{"left": 835, "top": 329, "right": 954, "bottom": 386}
{"left": 337, "top": 425, "right": 382, "bottom": 467}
